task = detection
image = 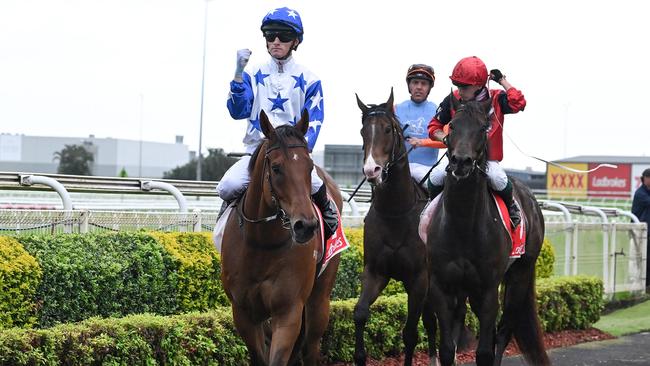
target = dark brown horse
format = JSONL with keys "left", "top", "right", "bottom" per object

{"left": 220, "top": 110, "right": 342, "bottom": 366}
{"left": 353, "top": 90, "right": 436, "bottom": 366}
{"left": 426, "top": 96, "right": 549, "bottom": 366}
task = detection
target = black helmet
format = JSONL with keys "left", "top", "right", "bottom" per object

{"left": 406, "top": 64, "right": 435, "bottom": 86}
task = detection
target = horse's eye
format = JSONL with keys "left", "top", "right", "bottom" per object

{"left": 384, "top": 126, "right": 391, "bottom": 134}
{"left": 271, "top": 165, "right": 281, "bottom": 174}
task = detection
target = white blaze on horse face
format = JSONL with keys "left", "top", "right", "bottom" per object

{"left": 363, "top": 124, "right": 382, "bottom": 181}
{"left": 293, "top": 153, "right": 298, "bottom": 161}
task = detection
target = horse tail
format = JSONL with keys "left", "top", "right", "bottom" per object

{"left": 512, "top": 275, "right": 550, "bottom": 366}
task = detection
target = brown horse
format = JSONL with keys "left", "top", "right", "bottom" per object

{"left": 427, "top": 96, "right": 549, "bottom": 366}
{"left": 220, "top": 110, "right": 342, "bottom": 366}
{"left": 353, "top": 90, "right": 436, "bottom": 366}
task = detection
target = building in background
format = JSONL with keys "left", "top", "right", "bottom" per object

{"left": 323, "top": 145, "right": 365, "bottom": 188}
{"left": 0, "top": 133, "right": 190, "bottom": 178}
{"left": 546, "top": 156, "right": 650, "bottom": 199}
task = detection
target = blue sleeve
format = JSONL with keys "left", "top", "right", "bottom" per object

{"left": 303, "top": 80, "right": 324, "bottom": 152}
{"left": 227, "top": 72, "right": 254, "bottom": 120}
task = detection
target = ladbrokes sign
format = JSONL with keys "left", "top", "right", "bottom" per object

{"left": 588, "top": 163, "right": 630, "bottom": 198}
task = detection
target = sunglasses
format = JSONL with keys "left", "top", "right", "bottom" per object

{"left": 264, "top": 31, "right": 296, "bottom": 43}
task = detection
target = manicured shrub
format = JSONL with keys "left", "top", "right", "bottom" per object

{"left": 17, "top": 232, "right": 179, "bottom": 327}
{"left": 0, "top": 237, "right": 41, "bottom": 329}
{"left": 536, "top": 238, "right": 556, "bottom": 279}
{"left": 0, "top": 276, "right": 602, "bottom": 364}
{"left": 151, "top": 232, "right": 228, "bottom": 310}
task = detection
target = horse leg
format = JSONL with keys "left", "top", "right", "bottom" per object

{"left": 402, "top": 270, "right": 428, "bottom": 366}
{"left": 422, "top": 295, "right": 438, "bottom": 365}
{"left": 353, "top": 270, "right": 389, "bottom": 366}
{"left": 232, "top": 307, "right": 268, "bottom": 365}
{"left": 302, "top": 257, "right": 339, "bottom": 366}
{"left": 468, "top": 287, "right": 499, "bottom": 366}
{"left": 268, "top": 304, "right": 305, "bottom": 366}
{"left": 496, "top": 259, "right": 549, "bottom": 366}
{"left": 429, "top": 280, "right": 457, "bottom": 366}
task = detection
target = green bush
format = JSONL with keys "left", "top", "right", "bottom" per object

{"left": 331, "top": 241, "right": 363, "bottom": 300}
{"left": 536, "top": 276, "right": 603, "bottom": 332}
{"left": 536, "top": 238, "right": 556, "bottom": 279}
{"left": 0, "top": 309, "right": 247, "bottom": 366}
{"left": 0, "top": 276, "right": 602, "bottom": 364}
{"left": 151, "top": 232, "right": 228, "bottom": 310}
{"left": 17, "top": 232, "right": 179, "bottom": 327}
{"left": 0, "top": 237, "right": 42, "bottom": 329}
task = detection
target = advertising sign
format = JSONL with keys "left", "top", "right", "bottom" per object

{"left": 588, "top": 163, "right": 630, "bottom": 198}
{"left": 546, "top": 163, "right": 588, "bottom": 198}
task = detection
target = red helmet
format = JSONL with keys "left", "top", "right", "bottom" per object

{"left": 450, "top": 56, "right": 488, "bottom": 86}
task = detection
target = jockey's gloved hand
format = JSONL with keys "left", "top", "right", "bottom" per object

{"left": 234, "top": 49, "right": 252, "bottom": 81}
{"left": 489, "top": 69, "right": 504, "bottom": 83}
{"left": 442, "top": 134, "right": 449, "bottom": 147}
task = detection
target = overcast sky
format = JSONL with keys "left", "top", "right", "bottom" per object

{"left": 1, "top": 0, "right": 648, "bottom": 172}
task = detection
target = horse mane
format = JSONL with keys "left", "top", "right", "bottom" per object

{"left": 248, "top": 124, "right": 308, "bottom": 173}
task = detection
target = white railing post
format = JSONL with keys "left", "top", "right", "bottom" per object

{"left": 194, "top": 209, "right": 202, "bottom": 232}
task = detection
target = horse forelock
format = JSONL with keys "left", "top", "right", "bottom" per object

{"left": 248, "top": 125, "right": 309, "bottom": 174}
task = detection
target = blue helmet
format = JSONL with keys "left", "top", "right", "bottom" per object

{"left": 261, "top": 7, "right": 304, "bottom": 44}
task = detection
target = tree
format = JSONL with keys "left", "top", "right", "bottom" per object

{"left": 53, "top": 143, "right": 94, "bottom": 175}
{"left": 164, "top": 148, "right": 238, "bottom": 181}
{"left": 119, "top": 167, "right": 128, "bottom": 177}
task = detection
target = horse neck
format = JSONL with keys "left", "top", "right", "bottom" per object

{"left": 442, "top": 171, "right": 490, "bottom": 226}
{"left": 243, "top": 152, "right": 289, "bottom": 245}
{"left": 373, "top": 152, "right": 417, "bottom": 213}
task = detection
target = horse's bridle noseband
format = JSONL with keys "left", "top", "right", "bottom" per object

{"left": 237, "top": 141, "right": 309, "bottom": 230}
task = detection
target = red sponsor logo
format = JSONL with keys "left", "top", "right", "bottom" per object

{"left": 588, "top": 163, "right": 630, "bottom": 197}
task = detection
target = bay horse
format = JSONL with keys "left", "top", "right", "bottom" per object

{"left": 426, "top": 96, "right": 549, "bottom": 365}
{"left": 220, "top": 110, "right": 342, "bottom": 366}
{"left": 353, "top": 90, "right": 437, "bottom": 366}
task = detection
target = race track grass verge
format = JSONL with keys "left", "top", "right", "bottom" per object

{"left": 595, "top": 299, "right": 650, "bottom": 336}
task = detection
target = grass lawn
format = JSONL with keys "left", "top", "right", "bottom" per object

{"left": 594, "top": 300, "right": 650, "bottom": 336}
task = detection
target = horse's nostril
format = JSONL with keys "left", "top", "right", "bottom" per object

{"left": 293, "top": 220, "right": 305, "bottom": 232}
{"left": 373, "top": 166, "right": 381, "bottom": 174}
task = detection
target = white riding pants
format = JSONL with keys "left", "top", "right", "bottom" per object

{"left": 409, "top": 163, "right": 431, "bottom": 186}
{"left": 428, "top": 160, "right": 508, "bottom": 191}
{"left": 217, "top": 155, "right": 323, "bottom": 202}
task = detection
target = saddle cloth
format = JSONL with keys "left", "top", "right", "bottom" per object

{"left": 418, "top": 193, "right": 525, "bottom": 258}
{"left": 212, "top": 198, "right": 350, "bottom": 276}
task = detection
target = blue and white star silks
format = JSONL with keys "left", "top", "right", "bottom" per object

{"left": 268, "top": 93, "right": 289, "bottom": 111}
{"left": 254, "top": 70, "right": 270, "bottom": 86}
{"left": 292, "top": 73, "right": 306, "bottom": 92}
{"left": 227, "top": 56, "right": 325, "bottom": 153}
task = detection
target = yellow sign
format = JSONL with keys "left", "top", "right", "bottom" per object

{"left": 546, "top": 163, "right": 588, "bottom": 199}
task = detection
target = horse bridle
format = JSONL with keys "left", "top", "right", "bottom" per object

{"left": 237, "top": 141, "right": 310, "bottom": 230}
{"left": 445, "top": 106, "right": 489, "bottom": 179}
{"left": 362, "top": 109, "right": 411, "bottom": 183}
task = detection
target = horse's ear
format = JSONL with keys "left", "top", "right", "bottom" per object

{"left": 386, "top": 88, "right": 394, "bottom": 112}
{"left": 295, "top": 109, "right": 310, "bottom": 137}
{"left": 449, "top": 89, "right": 460, "bottom": 111}
{"left": 355, "top": 93, "right": 369, "bottom": 116}
{"left": 260, "top": 110, "right": 275, "bottom": 139}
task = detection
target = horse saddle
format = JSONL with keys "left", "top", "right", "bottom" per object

{"left": 313, "top": 200, "right": 350, "bottom": 277}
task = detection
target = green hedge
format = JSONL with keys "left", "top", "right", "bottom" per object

{"left": 18, "top": 232, "right": 179, "bottom": 328}
{"left": 0, "top": 237, "right": 41, "bottom": 329}
{"left": 5, "top": 232, "right": 225, "bottom": 329}
{"left": 0, "top": 275, "right": 603, "bottom": 365}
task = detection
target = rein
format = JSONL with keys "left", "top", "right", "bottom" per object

{"left": 237, "top": 141, "right": 309, "bottom": 230}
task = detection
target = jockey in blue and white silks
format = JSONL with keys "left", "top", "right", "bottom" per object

{"left": 218, "top": 6, "right": 338, "bottom": 240}
{"left": 227, "top": 56, "right": 324, "bottom": 155}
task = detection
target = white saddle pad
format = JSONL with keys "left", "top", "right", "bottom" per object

{"left": 212, "top": 202, "right": 235, "bottom": 254}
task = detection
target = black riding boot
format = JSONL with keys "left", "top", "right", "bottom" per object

{"left": 312, "top": 184, "right": 339, "bottom": 241}
{"left": 497, "top": 179, "right": 521, "bottom": 230}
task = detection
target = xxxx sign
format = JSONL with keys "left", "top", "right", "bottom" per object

{"left": 546, "top": 163, "right": 588, "bottom": 198}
